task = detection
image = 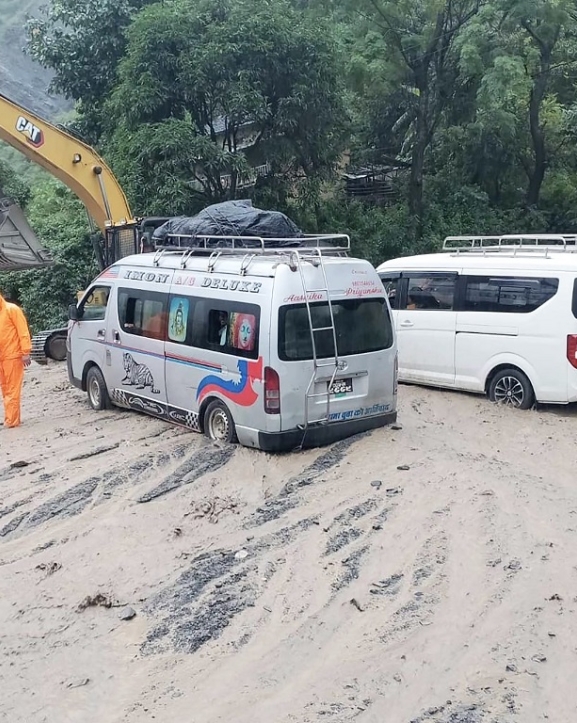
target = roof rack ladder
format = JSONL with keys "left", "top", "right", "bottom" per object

{"left": 295, "top": 249, "right": 340, "bottom": 434}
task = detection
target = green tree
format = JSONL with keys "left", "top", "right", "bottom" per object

{"left": 27, "top": 0, "right": 154, "bottom": 142}
{"left": 347, "top": 0, "right": 483, "bottom": 240}
{"left": 104, "top": 0, "right": 347, "bottom": 215}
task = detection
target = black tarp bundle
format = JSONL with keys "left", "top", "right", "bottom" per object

{"left": 152, "top": 200, "right": 304, "bottom": 248}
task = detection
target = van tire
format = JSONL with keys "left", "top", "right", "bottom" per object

{"left": 86, "top": 366, "right": 112, "bottom": 411}
{"left": 488, "top": 368, "right": 535, "bottom": 410}
{"left": 204, "top": 400, "right": 237, "bottom": 444}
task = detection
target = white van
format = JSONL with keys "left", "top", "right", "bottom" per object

{"left": 67, "top": 235, "right": 397, "bottom": 451}
{"left": 377, "top": 234, "right": 577, "bottom": 409}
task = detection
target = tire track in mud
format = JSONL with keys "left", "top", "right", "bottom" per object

{"left": 246, "top": 432, "right": 371, "bottom": 527}
{"left": 143, "top": 517, "right": 319, "bottom": 655}
{"left": 137, "top": 444, "right": 235, "bottom": 503}
{"left": 0, "top": 441, "right": 232, "bottom": 540}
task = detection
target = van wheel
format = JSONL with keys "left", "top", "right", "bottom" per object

{"left": 86, "top": 366, "right": 112, "bottom": 411}
{"left": 488, "top": 368, "right": 534, "bottom": 410}
{"left": 204, "top": 400, "right": 237, "bottom": 444}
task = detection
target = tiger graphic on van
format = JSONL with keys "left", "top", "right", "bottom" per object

{"left": 121, "top": 353, "right": 160, "bottom": 394}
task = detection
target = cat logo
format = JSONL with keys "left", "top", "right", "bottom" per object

{"left": 15, "top": 116, "right": 44, "bottom": 148}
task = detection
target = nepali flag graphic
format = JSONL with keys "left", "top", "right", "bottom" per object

{"left": 196, "top": 357, "right": 263, "bottom": 407}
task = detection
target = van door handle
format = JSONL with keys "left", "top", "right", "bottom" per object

{"left": 97, "top": 329, "right": 105, "bottom": 338}
{"left": 113, "top": 331, "right": 121, "bottom": 343}
{"left": 400, "top": 321, "right": 414, "bottom": 328}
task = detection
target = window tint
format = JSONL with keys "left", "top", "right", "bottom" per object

{"left": 118, "top": 289, "right": 167, "bottom": 340}
{"left": 380, "top": 274, "right": 401, "bottom": 309}
{"left": 463, "top": 276, "right": 559, "bottom": 313}
{"left": 168, "top": 296, "right": 189, "bottom": 343}
{"left": 279, "top": 298, "right": 393, "bottom": 361}
{"left": 80, "top": 286, "right": 110, "bottom": 321}
{"left": 404, "top": 274, "right": 455, "bottom": 310}
{"left": 191, "top": 300, "right": 260, "bottom": 359}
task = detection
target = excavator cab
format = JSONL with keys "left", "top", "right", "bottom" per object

{"left": 0, "top": 191, "right": 53, "bottom": 271}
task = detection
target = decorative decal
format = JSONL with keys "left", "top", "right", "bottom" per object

{"left": 229, "top": 312, "right": 256, "bottom": 352}
{"left": 168, "top": 297, "right": 188, "bottom": 343}
{"left": 110, "top": 388, "right": 200, "bottom": 431}
{"left": 122, "top": 353, "right": 160, "bottom": 394}
{"left": 98, "top": 266, "right": 120, "bottom": 280}
{"left": 196, "top": 357, "right": 263, "bottom": 407}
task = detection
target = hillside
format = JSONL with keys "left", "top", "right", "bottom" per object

{"left": 0, "top": 0, "right": 69, "bottom": 119}
{"left": 2, "top": 363, "right": 577, "bottom": 722}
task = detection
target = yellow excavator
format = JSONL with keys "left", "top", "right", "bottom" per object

{"left": 0, "top": 92, "right": 166, "bottom": 362}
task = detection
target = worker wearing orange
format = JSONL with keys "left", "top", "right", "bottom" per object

{"left": 0, "top": 293, "right": 31, "bottom": 428}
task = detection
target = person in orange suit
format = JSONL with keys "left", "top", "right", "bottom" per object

{"left": 0, "top": 293, "right": 32, "bottom": 428}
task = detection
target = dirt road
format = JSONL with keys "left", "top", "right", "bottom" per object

{"left": 1, "top": 363, "right": 576, "bottom": 723}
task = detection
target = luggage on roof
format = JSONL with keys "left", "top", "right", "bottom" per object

{"left": 151, "top": 199, "right": 304, "bottom": 248}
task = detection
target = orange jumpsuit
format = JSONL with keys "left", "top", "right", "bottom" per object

{"left": 0, "top": 294, "right": 31, "bottom": 428}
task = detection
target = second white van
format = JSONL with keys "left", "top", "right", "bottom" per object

{"left": 377, "top": 234, "right": 577, "bottom": 409}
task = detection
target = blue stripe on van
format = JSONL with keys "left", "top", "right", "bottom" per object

{"left": 98, "top": 340, "right": 223, "bottom": 373}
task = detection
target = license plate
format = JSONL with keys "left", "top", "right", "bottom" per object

{"left": 329, "top": 378, "right": 353, "bottom": 396}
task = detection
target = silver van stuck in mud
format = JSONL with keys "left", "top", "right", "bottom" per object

{"left": 67, "top": 235, "right": 397, "bottom": 451}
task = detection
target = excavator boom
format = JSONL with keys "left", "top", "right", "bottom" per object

{"left": 0, "top": 92, "right": 135, "bottom": 232}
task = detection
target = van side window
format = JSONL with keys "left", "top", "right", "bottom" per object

{"left": 168, "top": 297, "right": 189, "bottom": 344}
{"left": 379, "top": 274, "right": 401, "bottom": 309}
{"left": 80, "top": 286, "right": 110, "bottom": 321}
{"left": 191, "top": 301, "right": 260, "bottom": 359}
{"left": 403, "top": 274, "right": 455, "bottom": 310}
{"left": 118, "top": 289, "right": 167, "bottom": 340}
{"left": 463, "top": 276, "right": 559, "bottom": 313}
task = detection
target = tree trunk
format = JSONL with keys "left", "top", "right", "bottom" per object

{"left": 409, "top": 75, "right": 429, "bottom": 242}
{"left": 526, "top": 69, "right": 548, "bottom": 208}
{"left": 524, "top": 24, "right": 558, "bottom": 208}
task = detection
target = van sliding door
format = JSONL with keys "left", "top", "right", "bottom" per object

{"left": 396, "top": 271, "right": 458, "bottom": 387}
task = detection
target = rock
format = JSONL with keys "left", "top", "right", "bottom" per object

{"left": 531, "top": 654, "right": 547, "bottom": 663}
{"left": 235, "top": 549, "right": 249, "bottom": 561}
{"left": 397, "top": 465, "right": 410, "bottom": 471}
{"left": 391, "top": 424, "right": 403, "bottom": 431}
{"left": 372, "top": 523, "right": 383, "bottom": 531}
{"left": 506, "top": 664, "right": 517, "bottom": 673}
{"left": 350, "top": 598, "right": 364, "bottom": 612}
{"left": 386, "top": 487, "right": 402, "bottom": 497}
{"left": 370, "top": 480, "right": 382, "bottom": 489}
{"left": 10, "top": 460, "right": 29, "bottom": 469}
{"left": 119, "top": 606, "right": 137, "bottom": 621}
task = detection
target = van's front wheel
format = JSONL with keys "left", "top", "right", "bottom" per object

{"left": 488, "top": 368, "right": 534, "bottom": 410}
{"left": 86, "top": 366, "right": 112, "bottom": 411}
{"left": 204, "top": 400, "right": 237, "bottom": 444}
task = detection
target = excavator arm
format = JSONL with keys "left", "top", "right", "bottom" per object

{"left": 0, "top": 92, "right": 135, "bottom": 232}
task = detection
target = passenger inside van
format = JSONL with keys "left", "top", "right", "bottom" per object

{"left": 407, "top": 287, "right": 441, "bottom": 310}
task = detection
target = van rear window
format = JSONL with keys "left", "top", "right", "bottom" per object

{"left": 463, "top": 275, "right": 559, "bottom": 313}
{"left": 278, "top": 298, "right": 393, "bottom": 361}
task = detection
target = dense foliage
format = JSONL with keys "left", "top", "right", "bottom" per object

{"left": 3, "top": 0, "right": 577, "bottom": 328}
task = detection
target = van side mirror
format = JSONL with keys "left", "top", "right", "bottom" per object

{"left": 68, "top": 304, "right": 82, "bottom": 321}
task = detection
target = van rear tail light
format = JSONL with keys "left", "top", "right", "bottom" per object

{"left": 567, "top": 335, "right": 577, "bottom": 369}
{"left": 264, "top": 366, "right": 281, "bottom": 414}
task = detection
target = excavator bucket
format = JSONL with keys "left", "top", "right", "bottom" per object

{"left": 0, "top": 193, "right": 53, "bottom": 271}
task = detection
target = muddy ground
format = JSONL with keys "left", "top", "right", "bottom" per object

{"left": 1, "top": 363, "right": 576, "bottom": 723}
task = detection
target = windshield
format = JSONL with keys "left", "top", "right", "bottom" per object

{"left": 278, "top": 297, "right": 393, "bottom": 361}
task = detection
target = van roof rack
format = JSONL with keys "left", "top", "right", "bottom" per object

{"left": 442, "top": 234, "right": 577, "bottom": 256}
{"left": 150, "top": 233, "right": 351, "bottom": 271}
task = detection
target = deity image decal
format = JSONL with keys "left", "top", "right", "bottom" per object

{"left": 168, "top": 298, "right": 189, "bottom": 343}
{"left": 230, "top": 312, "right": 256, "bottom": 351}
